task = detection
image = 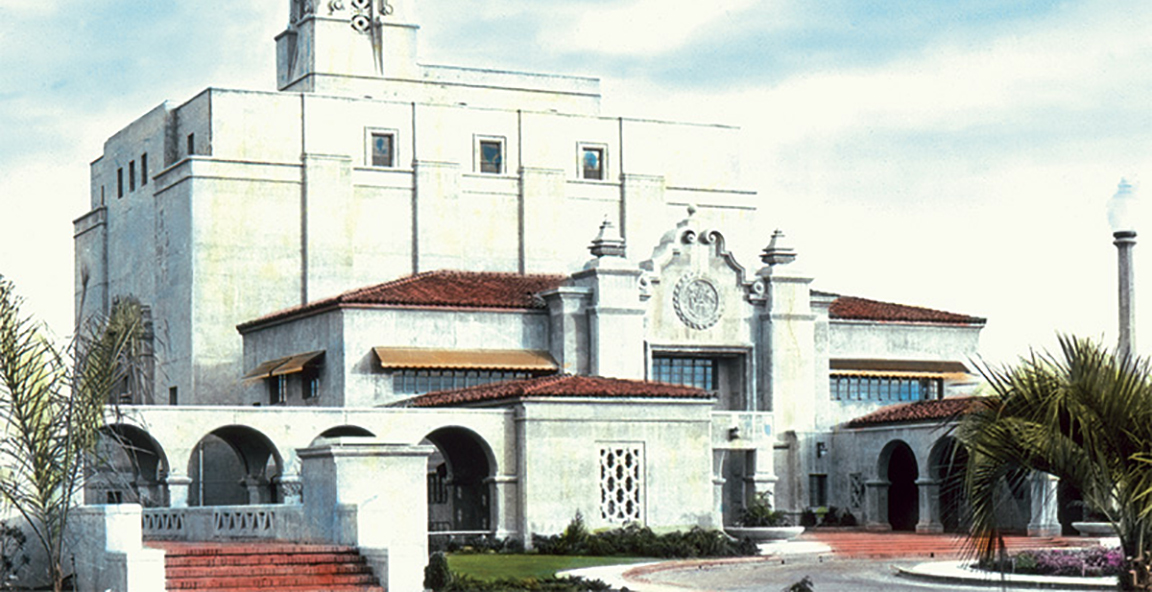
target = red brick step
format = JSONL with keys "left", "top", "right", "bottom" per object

{"left": 148, "top": 541, "right": 386, "bottom": 592}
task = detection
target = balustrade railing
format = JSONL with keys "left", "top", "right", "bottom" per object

{"left": 142, "top": 505, "right": 305, "bottom": 541}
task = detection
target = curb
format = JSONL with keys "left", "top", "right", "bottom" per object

{"left": 896, "top": 560, "right": 1116, "bottom": 590}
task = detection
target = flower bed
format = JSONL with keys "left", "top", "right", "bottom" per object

{"left": 979, "top": 547, "right": 1123, "bottom": 578}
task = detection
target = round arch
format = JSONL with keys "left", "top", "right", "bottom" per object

{"left": 422, "top": 426, "right": 497, "bottom": 532}
{"left": 929, "top": 436, "right": 969, "bottom": 532}
{"left": 313, "top": 425, "right": 376, "bottom": 444}
{"left": 878, "top": 439, "right": 918, "bottom": 531}
{"left": 187, "top": 425, "right": 283, "bottom": 506}
{"left": 88, "top": 424, "right": 170, "bottom": 507}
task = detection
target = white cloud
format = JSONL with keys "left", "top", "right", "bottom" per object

{"left": 550, "top": 0, "right": 775, "bottom": 55}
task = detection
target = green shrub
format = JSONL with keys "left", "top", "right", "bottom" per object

{"left": 424, "top": 551, "right": 453, "bottom": 591}
{"left": 533, "top": 515, "right": 757, "bottom": 558}
{"left": 818, "top": 507, "right": 856, "bottom": 527}
{"left": 739, "top": 492, "right": 790, "bottom": 527}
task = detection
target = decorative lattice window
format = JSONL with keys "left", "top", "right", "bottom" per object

{"left": 599, "top": 444, "right": 644, "bottom": 523}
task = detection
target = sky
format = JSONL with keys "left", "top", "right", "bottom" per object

{"left": 2, "top": 0, "right": 1152, "bottom": 364}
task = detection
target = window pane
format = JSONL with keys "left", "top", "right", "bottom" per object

{"left": 480, "top": 141, "right": 502, "bottom": 173}
{"left": 372, "top": 133, "right": 394, "bottom": 167}
{"left": 582, "top": 147, "right": 603, "bottom": 180}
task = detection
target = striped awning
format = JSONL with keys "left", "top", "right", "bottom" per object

{"left": 373, "top": 347, "right": 557, "bottom": 371}
{"left": 243, "top": 351, "right": 325, "bottom": 379}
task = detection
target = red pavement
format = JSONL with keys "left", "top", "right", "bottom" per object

{"left": 801, "top": 529, "right": 1095, "bottom": 559}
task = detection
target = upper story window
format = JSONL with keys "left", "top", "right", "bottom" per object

{"left": 186, "top": 133, "right": 195, "bottom": 157}
{"left": 652, "top": 353, "right": 749, "bottom": 411}
{"left": 268, "top": 375, "right": 287, "bottom": 405}
{"left": 476, "top": 136, "right": 504, "bottom": 174}
{"left": 128, "top": 161, "right": 136, "bottom": 192}
{"left": 653, "top": 356, "right": 716, "bottom": 390}
{"left": 367, "top": 129, "right": 396, "bottom": 167}
{"left": 829, "top": 375, "right": 942, "bottom": 402}
{"left": 140, "top": 153, "right": 148, "bottom": 186}
{"left": 393, "top": 369, "right": 533, "bottom": 396}
{"left": 117, "top": 168, "right": 124, "bottom": 198}
{"left": 580, "top": 144, "right": 606, "bottom": 180}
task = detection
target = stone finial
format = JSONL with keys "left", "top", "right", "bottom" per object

{"left": 761, "top": 230, "right": 797, "bottom": 266}
{"left": 590, "top": 217, "right": 627, "bottom": 259}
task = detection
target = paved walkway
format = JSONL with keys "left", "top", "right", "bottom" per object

{"left": 562, "top": 530, "right": 1114, "bottom": 591}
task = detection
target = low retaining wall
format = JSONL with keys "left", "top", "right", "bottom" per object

{"left": 142, "top": 505, "right": 307, "bottom": 541}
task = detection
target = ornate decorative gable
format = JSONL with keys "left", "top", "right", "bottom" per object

{"left": 640, "top": 207, "right": 757, "bottom": 343}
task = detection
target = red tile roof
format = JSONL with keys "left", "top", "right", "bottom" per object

{"left": 829, "top": 296, "right": 985, "bottom": 325}
{"left": 402, "top": 374, "right": 713, "bottom": 408}
{"left": 845, "top": 396, "right": 983, "bottom": 428}
{"left": 239, "top": 270, "right": 568, "bottom": 331}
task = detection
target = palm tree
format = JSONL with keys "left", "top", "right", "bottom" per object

{"left": 0, "top": 277, "right": 145, "bottom": 592}
{"left": 958, "top": 335, "right": 1152, "bottom": 591}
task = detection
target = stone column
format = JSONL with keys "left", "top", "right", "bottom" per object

{"left": 1028, "top": 472, "right": 1061, "bottom": 537}
{"left": 298, "top": 438, "right": 435, "bottom": 592}
{"left": 275, "top": 474, "right": 304, "bottom": 505}
{"left": 487, "top": 475, "right": 519, "bottom": 539}
{"left": 242, "top": 476, "right": 269, "bottom": 505}
{"left": 865, "top": 480, "right": 891, "bottom": 531}
{"left": 915, "top": 478, "right": 944, "bottom": 533}
{"left": 165, "top": 473, "right": 193, "bottom": 508}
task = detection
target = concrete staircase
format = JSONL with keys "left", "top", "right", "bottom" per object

{"left": 149, "top": 542, "right": 386, "bottom": 592}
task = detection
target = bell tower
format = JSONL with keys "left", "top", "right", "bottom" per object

{"left": 276, "top": 0, "right": 420, "bottom": 92}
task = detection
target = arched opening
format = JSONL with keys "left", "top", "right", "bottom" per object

{"left": 87, "top": 424, "right": 169, "bottom": 507}
{"left": 187, "top": 426, "right": 282, "bottom": 506}
{"left": 881, "top": 440, "right": 918, "bottom": 531}
{"left": 422, "top": 426, "right": 495, "bottom": 533}
{"left": 311, "top": 425, "right": 376, "bottom": 446}
{"left": 930, "top": 437, "right": 969, "bottom": 533}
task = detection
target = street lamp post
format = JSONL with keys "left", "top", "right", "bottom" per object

{"left": 1108, "top": 179, "right": 1139, "bottom": 358}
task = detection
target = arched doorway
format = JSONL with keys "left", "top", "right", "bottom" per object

{"left": 87, "top": 424, "right": 169, "bottom": 507}
{"left": 880, "top": 440, "right": 918, "bottom": 531}
{"left": 422, "top": 427, "right": 495, "bottom": 532}
{"left": 188, "top": 426, "right": 282, "bottom": 506}
{"left": 930, "top": 437, "right": 969, "bottom": 533}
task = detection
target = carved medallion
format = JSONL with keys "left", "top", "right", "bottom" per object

{"left": 673, "top": 274, "right": 722, "bottom": 330}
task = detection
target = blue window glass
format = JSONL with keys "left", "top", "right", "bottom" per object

{"left": 372, "top": 133, "right": 394, "bottom": 167}
{"left": 480, "top": 140, "right": 502, "bottom": 173}
{"left": 582, "top": 147, "right": 604, "bottom": 180}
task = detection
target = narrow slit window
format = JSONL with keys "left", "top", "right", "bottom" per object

{"left": 117, "top": 168, "right": 124, "bottom": 198}
{"left": 141, "top": 153, "right": 148, "bottom": 186}
{"left": 187, "top": 133, "right": 195, "bottom": 156}
{"left": 128, "top": 161, "right": 136, "bottom": 192}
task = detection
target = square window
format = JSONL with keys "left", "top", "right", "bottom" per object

{"left": 581, "top": 146, "right": 604, "bottom": 180}
{"left": 478, "top": 139, "right": 503, "bottom": 174}
{"left": 370, "top": 132, "right": 395, "bottom": 167}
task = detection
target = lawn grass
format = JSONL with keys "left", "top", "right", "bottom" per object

{"left": 446, "top": 554, "right": 653, "bottom": 581}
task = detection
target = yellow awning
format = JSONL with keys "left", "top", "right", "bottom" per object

{"left": 243, "top": 351, "right": 325, "bottom": 379}
{"left": 373, "top": 347, "right": 557, "bottom": 371}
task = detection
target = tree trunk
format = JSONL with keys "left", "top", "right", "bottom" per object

{"left": 1122, "top": 554, "right": 1152, "bottom": 590}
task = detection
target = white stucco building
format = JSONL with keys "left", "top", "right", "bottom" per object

{"left": 68, "top": 1, "right": 1064, "bottom": 590}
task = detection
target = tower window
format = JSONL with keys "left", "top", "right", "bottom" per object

{"left": 169, "top": 386, "right": 178, "bottom": 405}
{"left": 117, "top": 168, "right": 124, "bottom": 198}
{"left": 187, "top": 133, "right": 195, "bottom": 157}
{"left": 128, "top": 161, "right": 136, "bottom": 192}
{"left": 369, "top": 131, "right": 395, "bottom": 167}
{"left": 652, "top": 356, "right": 717, "bottom": 391}
{"left": 476, "top": 137, "right": 504, "bottom": 174}
{"left": 141, "top": 153, "right": 148, "bottom": 186}
{"left": 580, "top": 145, "right": 605, "bottom": 180}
